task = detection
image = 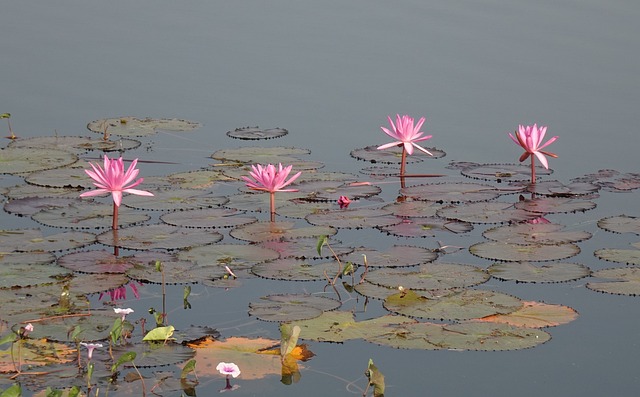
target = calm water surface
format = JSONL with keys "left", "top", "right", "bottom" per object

{"left": 1, "top": 1, "right": 639, "bottom": 396}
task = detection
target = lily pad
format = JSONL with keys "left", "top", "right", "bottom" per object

{"left": 437, "top": 202, "right": 541, "bottom": 224}
{"left": 176, "top": 243, "right": 280, "bottom": 272}
{"left": 350, "top": 145, "right": 445, "bottom": 164}
{"left": 523, "top": 180, "right": 600, "bottom": 197}
{"left": 32, "top": 202, "right": 150, "bottom": 229}
{"left": 482, "top": 223, "right": 592, "bottom": 245}
{"left": 353, "top": 282, "right": 403, "bottom": 300}
{"left": 87, "top": 117, "right": 200, "bottom": 137}
{"left": 514, "top": 197, "right": 596, "bottom": 214}
{"left": 111, "top": 342, "right": 195, "bottom": 368}
{"left": 259, "top": 237, "right": 352, "bottom": 259}
{"left": 487, "top": 261, "right": 591, "bottom": 283}
{"left": 126, "top": 257, "right": 213, "bottom": 284}
{"left": 382, "top": 200, "right": 443, "bottom": 218}
{"left": 379, "top": 216, "right": 474, "bottom": 237}
{"left": 166, "top": 169, "right": 236, "bottom": 189}
{"left": 587, "top": 267, "right": 640, "bottom": 296}
{"left": 160, "top": 208, "right": 257, "bottom": 228}
{"left": 249, "top": 294, "right": 341, "bottom": 322}
{"left": 460, "top": 163, "right": 553, "bottom": 183}
{"left": 123, "top": 189, "right": 228, "bottom": 211}
{"left": 400, "top": 182, "right": 510, "bottom": 203}
{"left": 8, "top": 135, "right": 140, "bottom": 153}
{"left": 0, "top": 338, "right": 75, "bottom": 371}
{"left": 3, "top": 184, "right": 82, "bottom": 200}
{"left": 4, "top": 197, "right": 86, "bottom": 217}
{"left": 339, "top": 246, "right": 438, "bottom": 268}
{"left": 572, "top": 169, "right": 640, "bottom": 192}
{"left": 251, "top": 259, "right": 341, "bottom": 281}
{"left": 70, "top": 272, "right": 130, "bottom": 295}
{"left": 19, "top": 309, "right": 123, "bottom": 342}
{"left": 224, "top": 192, "right": 305, "bottom": 213}
{"left": 478, "top": 301, "right": 578, "bottom": 328}
{"left": 226, "top": 126, "right": 288, "bottom": 140}
{"left": 25, "top": 164, "right": 97, "bottom": 189}
{"left": 470, "top": 241, "right": 581, "bottom": 262}
{"left": 306, "top": 208, "right": 400, "bottom": 229}
{"left": 97, "top": 224, "right": 223, "bottom": 250}
{"left": 594, "top": 248, "right": 640, "bottom": 266}
{"left": 288, "top": 180, "right": 382, "bottom": 202}
{"left": 0, "top": 252, "right": 69, "bottom": 289}
{"left": 598, "top": 215, "right": 640, "bottom": 235}
{"left": 0, "top": 229, "right": 96, "bottom": 252}
{"left": 365, "top": 262, "right": 489, "bottom": 291}
{"left": 0, "top": 147, "right": 78, "bottom": 175}
{"left": 211, "top": 146, "right": 310, "bottom": 163}
{"left": 230, "top": 221, "right": 336, "bottom": 242}
{"left": 57, "top": 250, "right": 159, "bottom": 273}
{"left": 276, "top": 200, "right": 337, "bottom": 219}
{"left": 383, "top": 289, "right": 523, "bottom": 321}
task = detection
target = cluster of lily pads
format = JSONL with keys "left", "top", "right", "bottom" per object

{"left": 1, "top": 116, "right": 639, "bottom": 396}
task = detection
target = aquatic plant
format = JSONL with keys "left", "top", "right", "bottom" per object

{"left": 377, "top": 114, "right": 433, "bottom": 176}
{"left": 509, "top": 124, "right": 558, "bottom": 184}
{"left": 242, "top": 163, "right": 302, "bottom": 222}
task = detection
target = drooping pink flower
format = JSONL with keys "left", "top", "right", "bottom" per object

{"left": 22, "top": 323, "right": 34, "bottom": 338}
{"left": 241, "top": 163, "right": 302, "bottom": 193}
{"left": 80, "top": 342, "right": 103, "bottom": 360}
{"left": 509, "top": 124, "right": 558, "bottom": 169}
{"left": 80, "top": 155, "right": 154, "bottom": 207}
{"left": 338, "top": 195, "right": 351, "bottom": 209}
{"left": 377, "top": 114, "right": 433, "bottom": 156}
{"left": 216, "top": 362, "right": 241, "bottom": 378}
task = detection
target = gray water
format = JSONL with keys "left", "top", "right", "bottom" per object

{"left": 2, "top": 1, "right": 640, "bottom": 396}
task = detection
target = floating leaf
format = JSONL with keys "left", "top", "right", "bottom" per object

{"left": 0, "top": 252, "right": 69, "bottom": 289}
{"left": 143, "top": 326, "right": 175, "bottom": 341}
{"left": 249, "top": 294, "right": 340, "bottom": 322}
{"left": 126, "top": 257, "right": 213, "bottom": 284}
{"left": 379, "top": 216, "right": 473, "bottom": 237}
{"left": 0, "top": 284, "right": 89, "bottom": 324}
{"left": 0, "top": 147, "right": 78, "bottom": 175}
{"left": 17, "top": 309, "right": 123, "bottom": 342}
{"left": 8, "top": 135, "right": 140, "bottom": 153}
{"left": 124, "top": 189, "right": 228, "bottom": 211}
{"left": 251, "top": 258, "right": 340, "bottom": 281}
{"left": 259, "top": 237, "right": 352, "bottom": 259}
{"left": 339, "top": 246, "right": 437, "bottom": 268}
{"left": 478, "top": 301, "right": 578, "bottom": 328}
{"left": 572, "top": 169, "right": 640, "bottom": 192}
{"left": 3, "top": 184, "right": 82, "bottom": 200}
{"left": 87, "top": 117, "right": 200, "bottom": 137}
{"left": 25, "top": 164, "right": 95, "bottom": 189}
{"left": 226, "top": 126, "right": 288, "bottom": 140}
{"left": 32, "top": 202, "right": 150, "bottom": 229}
{"left": 306, "top": 208, "right": 400, "bottom": 229}
{"left": 350, "top": 145, "right": 445, "bottom": 164}
{"left": 277, "top": 200, "right": 344, "bottom": 219}
{"left": 365, "top": 262, "right": 489, "bottom": 291}
{"left": 211, "top": 146, "right": 310, "bottom": 163}
{"left": 487, "top": 262, "right": 591, "bottom": 283}
{"left": 460, "top": 163, "right": 553, "bottom": 183}
{"left": 587, "top": 268, "right": 640, "bottom": 296}
{"left": 166, "top": 169, "right": 236, "bottom": 189}
{"left": 482, "top": 223, "right": 592, "bottom": 245}
{"left": 293, "top": 180, "right": 382, "bottom": 202}
{"left": 111, "top": 342, "right": 195, "bottom": 368}
{"left": 437, "top": 202, "right": 541, "bottom": 224}
{"left": 381, "top": 200, "right": 443, "bottom": 218}
{"left": 160, "top": 208, "right": 257, "bottom": 228}
{"left": 353, "top": 282, "right": 401, "bottom": 300}
{"left": 0, "top": 229, "right": 96, "bottom": 252}
{"left": 176, "top": 243, "right": 279, "bottom": 272}
{"left": 224, "top": 192, "right": 304, "bottom": 213}
{"left": 514, "top": 197, "right": 596, "bottom": 214}
{"left": 470, "top": 241, "right": 580, "bottom": 262}
{"left": 598, "top": 215, "right": 640, "bottom": 235}
{"left": 383, "top": 289, "right": 523, "bottom": 321}
{"left": 594, "top": 248, "right": 640, "bottom": 266}
{"left": 0, "top": 339, "right": 75, "bottom": 371}
{"left": 97, "top": 224, "right": 223, "bottom": 250}
{"left": 523, "top": 180, "right": 600, "bottom": 197}
{"left": 57, "top": 250, "right": 169, "bottom": 274}
{"left": 400, "top": 182, "right": 511, "bottom": 203}
{"left": 230, "top": 221, "right": 336, "bottom": 242}
{"left": 69, "top": 272, "right": 130, "bottom": 295}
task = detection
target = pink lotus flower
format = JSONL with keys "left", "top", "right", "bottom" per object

{"left": 378, "top": 114, "right": 433, "bottom": 177}
{"left": 509, "top": 124, "right": 558, "bottom": 183}
{"left": 242, "top": 163, "right": 301, "bottom": 222}
{"left": 80, "top": 155, "right": 154, "bottom": 207}
{"left": 80, "top": 342, "right": 103, "bottom": 360}
{"left": 338, "top": 195, "right": 351, "bottom": 209}
{"left": 216, "top": 362, "right": 241, "bottom": 378}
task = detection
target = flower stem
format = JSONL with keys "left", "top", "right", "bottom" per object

{"left": 269, "top": 192, "right": 276, "bottom": 222}
{"left": 530, "top": 156, "right": 536, "bottom": 184}
{"left": 112, "top": 202, "right": 119, "bottom": 257}
{"left": 400, "top": 146, "right": 407, "bottom": 177}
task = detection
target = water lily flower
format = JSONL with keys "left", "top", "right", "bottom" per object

{"left": 114, "top": 307, "right": 134, "bottom": 321}
{"left": 378, "top": 114, "right": 433, "bottom": 176}
{"left": 216, "top": 362, "right": 241, "bottom": 378}
{"left": 509, "top": 124, "right": 558, "bottom": 183}
{"left": 338, "top": 195, "right": 351, "bottom": 208}
{"left": 242, "top": 163, "right": 302, "bottom": 222}
{"left": 80, "top": 342, "right": 103, "bottom": 360}
{"left": 21, "top": 323, "right": 34, "bottom": 338}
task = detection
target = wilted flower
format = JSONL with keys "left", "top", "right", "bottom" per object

{"left": 114, "top": 308, "right": 134, "bottom": 321}
{"left": 338, "top": 195, "right": 351, "bottom": 208}
{"left": 216, "top": 362, "right": 241, "bottom": 378}
{"left": 377, "top": 114, "right": 433, "bottom": 176}
{"left": 509, "top": 124, "right": 558, "bottom": 183}
{"left": 21, "top": 323, "right": 34, "bottom": 338}
{"left": 100, "top": 282, "right": 141, "bottom": 302}
{"left": 225, "top": 266, "right": 237, "bottom": 279}
{"left": 80, "top": 342, "right": 103, "bottom": 360}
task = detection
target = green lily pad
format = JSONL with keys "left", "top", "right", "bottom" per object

{"left": 70, "top": 272, "right": 130, "bottom": 295}
{"left": 353, "top": 282, "right": 402, "bottom": 300}
{"left": 259, "top": 237, "right": 352, "bottom": 259}
{"left": 460, "top": 163, "right": 553, "bottom": 183}
{"left": 226, "top": 126, "right": 288, "bottom": 140}
{"left": 365, "top": 262, "right": 489, "bottom": 291}
{"left": 339, "top": 245, "right": 438, "bottom": 268}
{"left": 32, "top": 202, "right": 150, "bottom": 229}
{"left": 176, "top": 243, "right": 280, "bottom": 272}
{"left": 306, "top": 208, "right": 400, "bottom": 229}
{"left": 291, "top": 311, "right": 417, "bottom": 343}
{"left": 87, "top": 117, "right": 200, "bottom": 137}
{"left": 3, "top": 184, "right": 82, "bottom": 200}
{"left": 0, "top": 147, "right": 78, "bottom": 175}
{"left": 437, "top": 202, "right": 541, "bottom": 224}
{"left": 0, "top": 229, "right": 96, "bottom": 252}
{"left": 166, "top": 169, "right": 236, "bottom": 189}
{"left": 8, "top": 135, "right": 141, "bottom": 153}
{"left": 0, "top": 283, "right": 89, "bottom": 324}
{"left": 0, "top": 252, "right": 69, "bottom": 289}
{"left": 160, "top": 208, "right": 257, "bottom": 228}
{"left": 379, "top": 216, "right": 474, "bottom": 237}
{"left": 230, "top": 221, "right": 336, "bottom": 242}
{"left": 20, "top": 309, "right": 123, "bottom": 342}
{"left": 123, "top": 189, "right": 228, "bottom": 211}
{"left": 286, "top": 180, "right": 382, "bottom": 202}
{"left": 25, "top": 164, "right": 98, "bottom": 189}
{"left": 276, "top": 200, "right": 337, "bottom": 219}
{"left": 400, "top": 182, "right": 510, "bottom": 203}
{"left": 382, "top": 200, "right": 443, "bottom": 218}
{"left": 224, "top": 192, "right": 305, "bottom": 213}
{"left": 524, "top": 180, "right": 600, "bottom": 197}
{"left": 470, "top": 241, "right": 581, "bottom": 262}
{"left": 211, "top": 146, "right": 310, "bottom": 163}
{"left": 482, "top": 223, "right": 592, "bottom": 245}
{"left": 514, "top": 197, "right": 596, "bottom": 214}
{"left": 594, "top": 248, "right": 640, "bottom": 266}
{"left": 383, "top": 289, "right": 523, "bottom": 321}
{"left": 598, "top": 215, "right": 640, "bottom": 235}
{"left": 125, "top": 257, "right": 212, "bottom": 284}
{"left": 97, "top": 224, "right": 223, "bottom": 251}
{"left": 251, "top": 259, "right": 341, "bottom": 281}
{"left": 350, "top": 145, "right": 445, "bottom": 164}
{"left": 487, "top": 261, "right": 591, "bottom": 283}
{"left": 249, "top": 294, "right": 341, "bottom": 322}
{"left": 587, "top": 267, "right": 640, "bottom": 296}
{"left": 57, "top": 250, "right": 157, "bottom": 273}
{"left": 3, "top": 197, "right": 85, "bottom": 216}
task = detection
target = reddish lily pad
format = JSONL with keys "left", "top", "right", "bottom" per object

{"left": 32, "top": 202, "right": 150, "bottom": 229}
{"left": 437, "top": 202, "right": 541, "bottom": 224}
{"left": 57, "top": 250, "right": 170, "bottom": 273}
{"left": 97, "top": 224, "right": 223, "bottom": 250}
{"left": 350, "top": 145, "right": 445, "bottom": 164}
{"left": 126, "top": 257, "right": 213, "bottom": 284}
{"left": 226, "top": 126, "right": 288, "bottom": 140}
{"left": 598, "top": 215, "right": 640, "bottom": 235}
{"left": 306, "top": 208, "right": 400, "bottom": 229}
{"left": 379, "top": 216, "right": 473, "bottom": 237}
{"left": 87, "top": 117, "right": 200, "bottom": 137}
{"left": 249, "top": 294, "right": 341, "bottom": 322}
{"left": 514, "top": 197, "right": 596, "bottom": 214}
{"left": 365, "top": 262, "right": 489, "bottom": 291}
{"left": 339, "top": 246, "right": 438, "bottom": 268}
{"left": 160, "top": 208, "right": 257, "bottom": 228}
{"left": 0, "top": 147, "right": 78, "bottom": 175}
{"left": 587, "top": 268, "right": 640, "bottom": 296}
{"left": 70, "top": 272, "right": 130, "bottom": 295}
{"left": 478, "top": 301, "right": 578, "bottom": 328}
{"left": 400, "top": 182, "right": 511, "bottom": 203}
{"left": 482, "top": 223, "right": 592, "bottom": 245}
{"left": 224, "top": 192, "right": 305, "bottom": 214}
{"left": 460, "top": 163, "right": 553, "bottom": 183}
{"left": 230, "top": 221, "right": 336, "bottom": 242}
{"left": 487, "top": 262, "right": 591, "bottom": 283}
{"left": 572, "top": 169, "right": 640, "bottom": 192}
{"left": 123, "top": 189, "right": 228, "bottom": 211}
{"left": 470, "top": 241, "right": 581, "bottom": 262}
{"left": 594, "top": 248, "right": 640, "bottom": 266}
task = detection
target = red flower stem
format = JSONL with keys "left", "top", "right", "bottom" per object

{"left": 400, "top": 146, "right": 407, "bottom": 177}
{"left": 112, "top": 202, "right": 119, "bottom": 257}
{"left": 269, "top": 192, "right": 276, "bottom": 222}
{"left": 530, "top": 156, "right": 536, "bottom": 184}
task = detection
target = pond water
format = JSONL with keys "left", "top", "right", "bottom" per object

{"left": 1, "top": 1, "right": 639, "bottom": 396}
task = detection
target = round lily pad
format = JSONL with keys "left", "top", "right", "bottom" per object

{"left": 523, "top": 180, "right": 600, "bottom": 197}
{"left": 353, "top": 282, "right": 403, "bottom": 300}
{"left": 0, "top": 229, "right": 95, "bottom": 252}
{"left": 224, "top": 192, "right": 305, "bottom": 213}
{"left": 0, "top": 252, "right": 69, "bottom": 289}
{"left": 251, "top": 259, "right": 340, "bottom": 281}
{"left": 482, "top": 223, "right": 592, "bottom": 245}
{"left": 460, "top": 163, "right": 553, "bottom": 183}
{"left": 249, "top": 294, "right": 341, "bottom": 322}
{"left": 259, "top": 237, "right": 352, "bottom": 259}
{"left": 379, "top": 216, "right": 474, "bottom": 237}
{"left": 276, "top": 200, "right": 337, "bottom": 219}
{"left": 287, "top": 180, "right": 382, "bottom": 202}
{"left": 22, "top": 308, "right": 124, "bottom": 342}
{"left": 594, "top": 248, "right": 640, "bottom": 266}
{"left": 470, "top": 241, "right": 581, "bottom": 262}
{"left": 123, "top": 189, "right": 228, "bottom": 211}
{"left": 8, "top": 135, "right": 140, "bottom": 153}
{"left": 514, "top": 197, "right": 596, "bottom": 214}
{"left": 166, "top": 169, "right": 236, "bottom": 189}
{"left": 160, "top": 208, "right": 257, "bottom": 228}
{"left": 487, "top": 261, "right": 591, "bottom": 283}
{"left": 305, "top": 208, "right": 400, "bottom": 229}
{"left": 230, "top": 221, "right": 336, "bottom": 242}
{"left": 400, "top": 182, "right": 506, "bottom": 203}
{"left": 365, "top": 262, "right": 489, "bottom": 291}
{"left": 70, "top": 272, "right": 130, "bottom": 295}
{"left": 437, "top": 202, "right": 541, "bottom": 224}
{"left": 126, "top": 257, "right": 213, "bottom": 284}
{"left": 339, "top": 246, "right": 438, "bottom": 268}
{"left": 26, "top": 164, "right": 100, "bottom": 189}
{"left": 587, "top": 267, "right": 640, "bottom": 296}
{"left": 87, "top": 117, "right": 200, "bottom": 137}
{"left": 0, "top": 147, "right": 78, "bottom": 175}
{"left": 111, "top": 342, "right": 196, "bottom": 368}
{"left": 226, "top": 126, "right": 288, "bottom": 140}
{"left": 598, "top": 215, "right": 640, "bottom": 235}
{"left": 3, "top": 184, "right": 82, "bottom": 200}
{"left": 176, "top": 243, "right": 280, "bottom": 272}
{"left": 97, "top": 224, "right": 223, "bottom": 250}
{"left": 382, "top": 200, "right": 443, "bottom": 218}
{"left": 4, "top": 197, "right": 86, "bottom": 217}
{"left": 383, "top": 289, "right": 523, "bottom": 321}
{"left": 32, "top": 202, "right": 150, "bottom": 229}
{"left": 350, "top": 145, "right": 445, "bottom": 164}
{"left": 478, "top": 301, "right": 579, "bottom": 328}
{"left": 57, "top": 250, "right": 143, "bottom": 273}
{"left": 211, "top": 146, "right": 310, "bottom": 163}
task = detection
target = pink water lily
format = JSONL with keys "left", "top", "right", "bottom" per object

{"left": 242, "top": 163, "right": 302, "bottom": 222}
{"left": 338, "top": 195, "right": 351, "bottom": 209}
{"left": 509, "top": 124, "right": 558, "bottom": 183}
{"left": 378, "top": 114, "right": 433, "bottom": 176}
{"left": 80, "top": 155, "right": 154, "bottom": 207}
